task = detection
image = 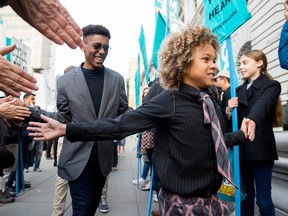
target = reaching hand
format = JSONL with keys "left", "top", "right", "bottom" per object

{"left": 12, "top": 97, "right": 27, "bottom": 107}
{"left": 28, "top": 114, "right": 66, "bottom": 141}
{"left": 8, "top": 0, "right": 84, "bottom": 49}
{"left": 0, "top": 95, "right": 14, "bottom": 104}
{"left": 0, "top": 45, "right": 38, "bottom": 97}
{"left": 0, "top": 98, "right": 31, "bottom": 120}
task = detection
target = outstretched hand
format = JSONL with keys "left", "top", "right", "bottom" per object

{"left": 0, "top": 98, "right": 31, "bottom": 120}
{"left": 0, "top": 45, "right": 38, "bottom": 97}
{"left": 28, "top": 114, "right": 66, "bottom": 141}
{"left": 8, "top": 0, "right": 84, "bottom": 49}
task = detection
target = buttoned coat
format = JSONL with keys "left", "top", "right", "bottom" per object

{"left": 235, "top": 74, "right": 281, "bottom": 161}
{"left": 48, "top": 65, "right": 129, "bottom": 181}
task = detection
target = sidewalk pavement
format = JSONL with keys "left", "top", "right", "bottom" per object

{"left": 0, "top": 135, "right": 159, "bottom": 216}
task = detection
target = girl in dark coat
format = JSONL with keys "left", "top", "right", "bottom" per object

{"left": 228, "top": 50, "right": 283, "bottom": 216}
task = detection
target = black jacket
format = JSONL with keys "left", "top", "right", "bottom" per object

{"left": 66, "top": 82, "right": 245, "bottom": 197}
{"left": 234, "top": 74, "right": 280, "bottom": 161}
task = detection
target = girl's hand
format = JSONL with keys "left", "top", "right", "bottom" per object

{"left": 227, "top": 97, "right": 238, "bottom": 112}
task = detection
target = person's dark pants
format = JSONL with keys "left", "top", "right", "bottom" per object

{"left": 146, "top": 148, "right": 153, "bottom": 176}
{"left": 0, "top": 148, "right": 14, "bottom": 178}
{"left": 7, "top": 141, "right": 29, "bottom": 187}
{"left": 46, "top": 141, "right": 52, "bottom": 158}
{"left": 22, "top": 140, "right": 30, "bottom": 169}
{"left": 241, "top": 161, "right": 275, "bottom": 216}
{"left": 53, "top": 138, "right": 58, "bottom": 166}
{"left": 0, "top": 148, "right": 15, "bottom": 173}
{"left": 33, "top": 141, "right": 44, "bottom": 170}
{"left": 46, "top": 138, "right": 58, "bottom": 158}
{"left": 69, "top": 145, "right": 106, "bottom": 216}
{"left": 112, "top": 141, "right": 118, "bottom": 167}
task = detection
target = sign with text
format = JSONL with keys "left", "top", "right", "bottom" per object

{"left": 10, "top": 37, "right": 31, "bottom": 72}
{"left": 204, "top": 0, "right": 251, "bottom": 43}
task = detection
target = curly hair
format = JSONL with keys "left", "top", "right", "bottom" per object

{"left": 82, "top": 24, "right": 111, "bottom": 40}
{"left": 158, "top": 26, "right": 219, "bottom": 90}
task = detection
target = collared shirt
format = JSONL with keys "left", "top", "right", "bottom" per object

{"left": 67, "top": 82, "right": 245, "bottom": 197}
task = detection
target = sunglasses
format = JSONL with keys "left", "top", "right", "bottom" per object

{"left": 84, "top": 42, "right": 111, "bottom": 52}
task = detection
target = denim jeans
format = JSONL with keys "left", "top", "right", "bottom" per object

{"left": 241, "top": 160, "right": 275, "bottom": 216}
{"left": 141, "top": 160, "right": 150, "bottom": 180}
{"left": 112, "top": 141, "right": 118, "bottom": 167}
{"left": 33, "top": 141, "right": 44, "bottom": 170}
{"left": 141, "top": 148, "right": 153, "bottom": 180}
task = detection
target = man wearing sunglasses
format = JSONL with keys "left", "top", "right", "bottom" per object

{"left": 30, "top": 24, "right": 129, "bottom": 216}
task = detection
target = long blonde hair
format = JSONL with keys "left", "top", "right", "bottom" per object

{"left": 243, "top": 50, "right": 284, "bottom": 127}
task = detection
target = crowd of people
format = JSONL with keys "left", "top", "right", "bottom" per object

{"left": 0, "top": 0, "right": 288, "bottom": 216}
{"left": 0, "top": 0, "right": 83, "bottom": 206}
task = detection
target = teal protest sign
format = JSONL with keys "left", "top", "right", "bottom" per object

{"left": 204, "top": 0, "right": 251, "bottom": 43}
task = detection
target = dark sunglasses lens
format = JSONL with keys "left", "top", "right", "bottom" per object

{"left": 103, "top": 45, "right": 110, "bottom": 52}
{"left": 93, "top": 43, "right": 102, "bottom": 50}
{"left": 92, "top": 43, "right": 109, "bottom": 52}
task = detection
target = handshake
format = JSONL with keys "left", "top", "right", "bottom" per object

{"left": 228, "top": 97, "right": 255, "bottom": 142}
{"left": 240, "top": 117, "right": 256, "bottom": 142}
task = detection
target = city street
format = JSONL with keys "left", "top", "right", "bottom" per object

{"left": 0, "top": 136, "right": 159, "bottom": 216}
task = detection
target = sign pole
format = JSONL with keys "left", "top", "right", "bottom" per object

{"left": 204, "top": 1, "right": 251, "bottom": 214}
{"left": 226, "top": 36, "right": 241, "bottom": 216}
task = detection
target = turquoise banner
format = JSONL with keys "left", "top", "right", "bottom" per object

{"left": 151, "top": 12, "right": 166, "bottom": 70}
{"left": 134, "top": 54, "right": 141, "bottom": 107}
{"left": 6, "top": 37, "right": 11, "bottom": 61}
{"left": 138, "top": 26, "right": 150, "bottom": 84}
{"left": 204, "top": 0, "right": 251, "bottom": 43}
{"left": 155, "top": 0, "right": 178, "bottom": 23}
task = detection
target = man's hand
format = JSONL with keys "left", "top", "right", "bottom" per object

{"left": 0, "top": 99, "right": 31, "bottom": 120}
{"left": 28, "top": 114, "right": 66, "bottom": 141}
{"left": 8, "top": 0, "right": 84, "bottom": 49}
{"left": 0, "top": 45, "right": 38, "bottom": 97}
